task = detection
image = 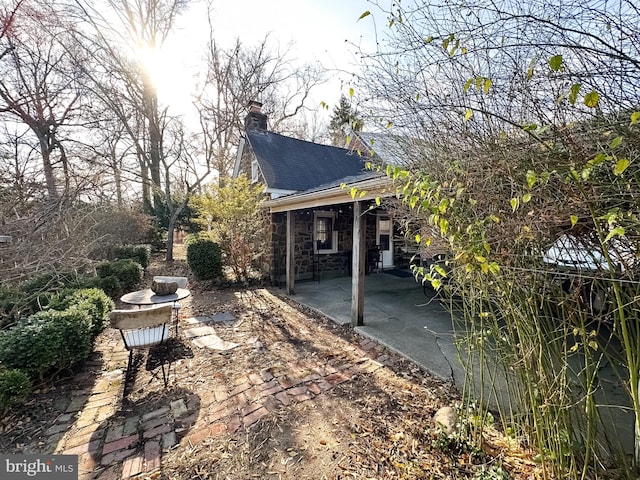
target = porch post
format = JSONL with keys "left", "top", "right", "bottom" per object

{"left": 286, "top": 210, "right": 295, "bottom": 295}
{"left": 351, "top": 200, "right": 366, "bottom": 326}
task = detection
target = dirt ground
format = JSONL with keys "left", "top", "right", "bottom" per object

{"left": 0, "top": 250, "right": 539, "bottom": 479}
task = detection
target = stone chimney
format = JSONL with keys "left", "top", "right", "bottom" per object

{"left": 245, "top": 100, "right": 268, "bottom": 131}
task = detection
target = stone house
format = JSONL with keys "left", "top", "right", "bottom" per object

{"left": 233, "top": 101, "right": 422, "bottom": 325}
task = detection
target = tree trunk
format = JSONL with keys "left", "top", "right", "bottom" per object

{"left": 111, "top": 147, "right": 123, "bottom": 208}
{"left": 39, "top": 135, "right": 58, "bottom": 201}
{"left": 166, "top": 215, "right": 175, "bottom": 262}
{"left": 143, "top": 75, "right": 163, "bottom": 211}
{"left": 139, "top": 157, "right": 152, "bottom": 212}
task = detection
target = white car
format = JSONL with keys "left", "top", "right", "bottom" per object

{"left": 542, "top": 234, "right": 637, "bottom": 314}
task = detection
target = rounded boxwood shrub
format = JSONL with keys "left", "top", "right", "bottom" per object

{"left": 0, "top": 309, "right": 93, "bottom": 380}
{"left": 187, "top": 239, "right": 223, "bottom": 280}
{"left": 113, "top": 244, "right": 151, "bottom": 269}
{"left": 86, "top": 275, "right": 121, "bottom": 298}
{"left": 96, "top": 259, "right": 143, "bottom": 295}
{"left": 49, "top": 288, "right": 115, "bottom": 338}
{"left": 15, "top": 270, "right": 88, "bottom": 317}
{"left": 0, "top": 368, "right": 31, "bottom": 413}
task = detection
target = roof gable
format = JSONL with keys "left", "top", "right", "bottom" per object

{"left": 246, "top": 130, "right": 367, "bottom": 192}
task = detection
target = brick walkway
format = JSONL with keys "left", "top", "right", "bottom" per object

{"left": 48, "top": 312, "right": 393, "bottom": 479}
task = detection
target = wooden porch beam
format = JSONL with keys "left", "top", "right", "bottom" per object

{"left": 351, "top": 200, "right": 366, "bottom": 326}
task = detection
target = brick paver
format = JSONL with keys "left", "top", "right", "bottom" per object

{"left": 260, "top": 380, "right": 284, "bottom": 397}
{"left": 181, "top": 427, "right": 210, "bottom": 446}
{"left": 102, "top": 434, "right": 139, "bottom": 455}
{"left": 143, "top": 423, "right": 172, "bottom": 439}
{"left": 275, "top": 391, "right": 291, "bottom": 406}
{"left": 243, "top": 406, "right": 269, "bottom": 427}
{"left": 142, "top": 407, "right": 170, "bottom": 422}
{"left": 226, "top": 415, "right": 242, "bottom": 433}
{"left": 144, "top": 440, "right": 161, "bottom": 471}
{"left": 260, "top": 369, "right": 274, "bottom": 382}
{"left": 141, "top": 414, "right": 170, "bottom": 432}
{"left": 104, "top": 424, "right": 125, "bottom": 444}
{"left": 42, "top": 303, "right": 398, "bottom": 478}
{"left": 210, "top": 422, "right": 227, "bottom": 436}
{"left": 100, "top": 448, "right": 137, "bottom": 466}
{"left": 162, "top": 431, "right": 177, "bottom": 450}
{"left": 121, "top": 455, "right": 144, "bottom": 478}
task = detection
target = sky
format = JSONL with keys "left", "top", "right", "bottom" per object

{"left": 152, "top": 0, "right": 378, "bottom": 118}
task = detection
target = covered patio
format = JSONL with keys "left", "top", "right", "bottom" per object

{"left": 276, "top": 271, "right": 464, "bottom": 385}
{"left": 279, "top": 272, "right": 637, "bottom": 455}
{"left": 264, "top": 174, "right": 408, "bottom": 327}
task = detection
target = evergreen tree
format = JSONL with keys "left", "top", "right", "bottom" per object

{"left": 328, "top": 95, "right": 363, "bottom": 147}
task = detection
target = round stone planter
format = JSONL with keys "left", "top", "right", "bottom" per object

{"left": 151, "top": 280, "right": 178, "bottom": 296}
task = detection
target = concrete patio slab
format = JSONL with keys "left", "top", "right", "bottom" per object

{"left": 276, "top": 271, "right": 637, "bottom": 455}
{"left": 191, "top": 335, "right": 239, "bottom": 351}
{"left": 274, "top": 272, "right": 465, "bottom": 385}
{"left": 182, "top": 325, "right": 217, "bottom": 338}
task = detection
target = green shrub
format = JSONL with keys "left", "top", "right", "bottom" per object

{"left": 186, "top": 239, "right": 222, "bottom": 280}
{"left": 0, "top": 368, "right": 31, "bottom": 412}
{"left": 113, "top": 244, "right": 151, "bottom": 269}
{"left": 19, "top": 270, "right": 86, "bottom": 296}
{"left": 49, "top": 288, "right": 115, "bottom": 338}
{"left": 96, "top": 259, "right": 143, "bottom": 294}
{"left": 14, "top": 270, "right": 89, "bottom": 316}
{"left": 92, "top": 275, "right": 122, "bottom": 298}
{"left": 0, "top": 286, "right": 24, "bottom": 329}
{"left": 190, "top": 176, "right": 267, "bottom": 281}
{"left": 0, "top": 309, "right": 93, "bottom": 380}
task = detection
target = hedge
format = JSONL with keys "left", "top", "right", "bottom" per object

{"left": 113, "top": 244, "right": 151, "bottom": 269}
{"left": 186, "top": 239, "right": 222, "bottom": 280}
{"left": 95, "top": 259, "right": 143, "bottom": 296}
{"left": 0, "top": 368, "right": 31, "bottom": 413}
{"left": 48, "top": 288, "right": 114, "bottom": 338}
{"left": 0, "top": 309, "right": 93, "bottom": 380}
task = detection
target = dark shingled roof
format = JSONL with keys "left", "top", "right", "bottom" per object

{"left": 246, "top": 129, "right": 367, "bottom": 192}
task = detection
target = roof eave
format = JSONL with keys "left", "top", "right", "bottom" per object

{"left": 263, "top": 176, "right": 395, "bottom": 213}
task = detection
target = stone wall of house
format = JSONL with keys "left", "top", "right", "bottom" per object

{"left": 270, "top": 212, "right": 287, "bottom": 284}
{"left": 258, "top": 210, "right": 275, "bottom": 278}
{"left": 293, "top": 211, "right": 316, "bottom": 280}
{"left": 314, "top": 210, "right": 354, "bottom": 280}
{"left": 269, "top": 207, "right": 382, "bottom": 284}
{"left": 236, "top": 141, "right": 253, "bottom": 179}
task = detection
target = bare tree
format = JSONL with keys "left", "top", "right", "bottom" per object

{"left": 71, "top": 0, "right": 188, "bottom": 210}
{"left": 100, "top": 0, "right": 188, "bottom": 210}
{"left": 358, "top": 0, "right": 640, "bottom": 143}
{"left": 160, "top": 119, "right": 212, "bottom": 260}
{"left": 0, "top": 0, "right": 87, "bottom": 202}
{"left": 69, "top": 0, "right": 214, "bottom": 259}
{"left": 0, "top": 0, "right": 24, "bottom": 60}
{"left": 193, "top": 5, "right": 326, "bottom": 183}
{"left": 354, "top": 2, "right": 640, "bottom": 476}
{"left": 0, "top": 122, "right": 44, "bottom": 210}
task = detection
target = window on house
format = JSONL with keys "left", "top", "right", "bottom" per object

{"left": 314, "top": 211, "right": 338, "bottom": 254}
{"left": 251, "top": 160, "right": 259, "bottom": 182}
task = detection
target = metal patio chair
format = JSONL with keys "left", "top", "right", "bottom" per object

{"left": 110, "top": 303, "right": 174, "bottom": 389}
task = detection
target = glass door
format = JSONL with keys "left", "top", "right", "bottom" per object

{"left": 376, "top": 214, "right": 394, "bottom": 269}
